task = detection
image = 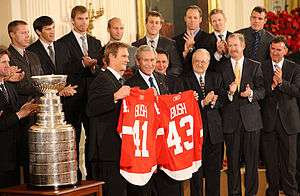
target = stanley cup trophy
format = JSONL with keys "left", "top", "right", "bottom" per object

{"left": 29, "top": 75, "right": 77, "bottom": 188}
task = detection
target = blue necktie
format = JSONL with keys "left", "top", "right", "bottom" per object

{"left": 149, "top": 77, "right": 158, "bottom": 94}
{"left": 252, "top": 32, "right": 260, "bottom": 60}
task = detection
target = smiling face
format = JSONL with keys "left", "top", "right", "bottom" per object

{"left": 270, "top": 42, "right": 288, "bottom": 63}
{"left": 0, "top": 54, "right": 10, "bottom": 79}
{"left": 155, "top": 53, "right": 169, "bottom": 75}
{"left": 192, "top": 50, "right": 210, "bottom": 75}
{"left": 210, "top": 12, "right": 226, "bottom": 33}
{"left": 227, "top": 36, "right": 245, "bottom": 60}
{"left": 137, "top": 50, "right": 156, "bottom": 76}
{"left": 109, "top": 47, "right": 129, "bottom": 75}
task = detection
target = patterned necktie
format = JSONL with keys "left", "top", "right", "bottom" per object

{"left": 199, "top": 75, "right": 205, "bottom": 96}
{"left": 23, "top": 50, "right": 29, "bottom": 64}
{"left": 0, "top": 83, "right": 9, "bottom": 102}
{"left": 234, "top": 61, "right": 241, "bottom": 91}
{"left": 80, "top": 36, "right": 88, "bottom": 55}
{"left": 149, "top": 77, "right": 158, "bottom": 94}
{"left": 48, "top": 45, "right": 55, "bottom": 65}
{"left": 149, "top": 40, "right": 155, "bottom": 49}
{"left": 252, "top": 32, "right": 260, "bottom": 60}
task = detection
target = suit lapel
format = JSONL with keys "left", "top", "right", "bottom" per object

{"left": 240, "top": 58, "right": 251, "bottom": 91}
{"left": 137, "top": 71, "right": 150, "bottom": 89}
{"left": 37, "top": 40, "right": 56, "bottom": 73}
{"left": 105, "top": 69, "right": 122, "bottom": 90}
{"left": 8, "top": 45, "right": 27, "bottom": 65}
{"left": 69, "top": 32, "right": 84, "bottom": 56}
{"left": 153, "top": 72, "right": 168, "bottom": 95}
{"left": 282, "top": 60, "right": 293, "bottom": 83}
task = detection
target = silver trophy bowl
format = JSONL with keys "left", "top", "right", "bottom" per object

{"left": 29, "top": 75, "right": 77, "bottom": 188}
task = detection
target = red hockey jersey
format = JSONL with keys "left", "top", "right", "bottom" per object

{"left": 157, "top": 90, "right": 203, "bottom": 180}
{"left": 117, "top": 87, "right": 160, "bottom": 186}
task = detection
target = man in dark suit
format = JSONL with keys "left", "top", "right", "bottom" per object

{"left": 132, "top": 11, "right": 182, "bottom": 77}
{"left": 288, "top": 49, "right": 300, "bottom": 64}
{"left": 261, "top": 36, "right": 300, "bottom": 196}
{"left": 27, "top": 16, "right": 77, "bottom": 96}
{"left": 175, "top": 48, "right": 223, "bottom": 196}
{"left": 86, "top": 42, "right": 130, "bottom": 196}
{"left": 58, "top": 5, "right": 102, "bottom": 179}
{"left": 7, "top": 20, "right": 43, "bottom": 183}
{"left": 0, "top": 48, "right": 38, "bottom": 188}
{"left": 207, "top": 9, "right": 232, "bottom": 72}
{"left": 126, "top": 45, "right": 182, "bottom": 196}
{"left": 220, "top": 33, "right": 265, "bottom": 196}
{"left": 102, "top": 17, "right": 137, "bottom": 79}
{"left": 236, "top": 6, "right": 274, "bottom": 63}
{"left": 173, "top": 5, "right": 210, "bottom": 73}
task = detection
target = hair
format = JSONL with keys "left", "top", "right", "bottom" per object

{"left": 33, "top": 16, "right": 54, "bottom": 35}
{"left": 0, "top": 47, "right": 9, "bottom": 58}
{"left": 271, "top": 35, "right": 288, "bottom": 48}
{"left": 145, "top": 11, "right": 164, "bottom": 23}
{"left": 7, "top": 20, "right": 28, "bottom": 38}
{"left": 156, "top": 48, "right": 169, "bottom": 60}
{"left": 104, "top": 42, "right": 129, "bottom": 65}
{"left": 209, "top": 9, "right": 226, "bottom": 20}
{"left": 71, "top": 5, "right": 88, "bottom": 19}
{"left": 252, "top": 6, "right": 267, "bottom": 15}
{"left": 135, "top": 45, "right": 156, "bottom": 61}
{"left": 185, "top": 5, "right": 202, "bottom": 17}
{"left": 227, "top": 33, "right": 245, "bottom": 45}
{"left": 107, "top": 17, "right": 121, "bottom": 29}
{"left": 192, "top": 48, "right": 210, "bottom": 61}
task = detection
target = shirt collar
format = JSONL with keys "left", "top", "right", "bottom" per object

{"left": 39, "top": 39, "right": 54, "bottom": 51}
{"left": 139, "top": 69, "right": 155, "bottom": 81}
{"left": 214, "top": 30, "right": 227, "bottom": 40}
{"left": 146, "top": 35, "right": 159, "bottom": 46}
{"left": 107, "top": 66, "right": 122, "bottom": 80}
{"left": 272, "top": 58, "right": 284, "bottom": 70}
{"left": 231, "top": 56, "right": 244, "bottom": 68}
{"left": 12, "top": 44, "right": 25, "bottom": 56}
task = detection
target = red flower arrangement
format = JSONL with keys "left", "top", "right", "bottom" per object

{"left": 264, "top": 7, "right": 300, "bottom": 53}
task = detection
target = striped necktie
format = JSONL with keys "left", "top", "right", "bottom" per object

{"left": 252, "top": 32, "right": 260, "bottom": 60}
{"left": 199, "top": 75, "right": 205, "bottom": 96}
{"left": 0, "top": 83, "right": 9, "bottom": 102}
{"left": 234, "top": 61, "right": 241, "bottom": 91}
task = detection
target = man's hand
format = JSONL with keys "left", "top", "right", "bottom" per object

{"left": 216, "top": 40, "right": 227, "bottom": 55}
{"left": 229, "top": 82, "right": 238, "bottom": 95}
{"left": 114, "top": 86, "right": 131, "bottom": 102}
{"left": 211, "top": 94, "right": 218, "bottom": 106}
{"left": 273, "top": 68, "right": 283, "bottom": 84}
{"left": 183, "top": 31, "right": 195, "bottom": 58}
{"left": 240, "top": 84, "right": 252, "bottom": 97}
{"left": 193, "top": 91, "right": 199, "bottom": 101}
{"left": 4, "top": 66, "right": 25, "bottom": 82}
{"left": 16, "top": 99, "right": 39, "bottom": 119}
{"left": 58, "top": 85, "right": 78, "bottom": 97}
{"left": 204, "top": 91, "right": 215, "bottom": 105}
{"left": 82, "top": 56, "right": 97, "bottom": 68}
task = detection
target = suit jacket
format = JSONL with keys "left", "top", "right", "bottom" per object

{"left": 288, "top": 51, "right": 300, "bottom": 65}
{"left": 125, "top": 71, "right": 169, "bottom": 95}
{"left": 57, "top": 31, "right": 102, "bottom": 112}
{"left": 261, "top": 59, "right": 300, "bottom": 134}
{"left": 175, "top": 71, "right": 224, "bottom": 144}
{"left": 0, "top": 82, "right": 21, "bottom": 171}
{"left": 173, "top": 30, "right": 210, "bottom": 73}
{"left": 27, "top": 39, "right": 69, "bottom": 75}
{"left": 236, "top": 27, "right": 274, "bottom": 63}
{"left": 132, "top": 36, "right": 182, "bottom": 77}
{"left": 86, "top": 69, "right": 122, "bottom": 162}
{"left": 220, "top": 58, "right": 265, "bottom": 133}
{"left": 8, "top": 45, "right": 43, "bottom": 106}
{"left": 207, "top": 31, "right": 232, "bottom": 72}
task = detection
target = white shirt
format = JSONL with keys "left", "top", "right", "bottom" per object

{"left": 193, "top": 71, "right": 206, "bottom": 86}
{"left": 272, "top": 58, "right": 284, "bottom": 71}
{"left": 139, "top": 70, "right": 160, "bottom": 94}
{"left": 39, "top": 39, "right": 55, "bottom": 57}
{"left": 72, "top": 30, "right": 88, "bottom": 54}
{"left": 146, "top": 35, "right": 159, "bottom": 49}
{"left": 107, "top": 66, "right": 123, "bottom": 81}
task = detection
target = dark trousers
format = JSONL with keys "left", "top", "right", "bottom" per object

{"left": 297, "top": 133, "right": 300, "bottom": 192}
{"left": 0, "top": 169, "right": 20, "bottom": 188}
{"left": 224, "top": 123, "right": 260, "bottom": 196}
{"left": 90, "top": 161, "right": 127, "bottom": 196}
{"left": 261, "top": 115, "right": 298, "bottom": 196}
{"left": 190, "top": 138, "right": 222, "bottom": 196}
{"left": 152, "top": 169, "right": 183, "bottom": 196}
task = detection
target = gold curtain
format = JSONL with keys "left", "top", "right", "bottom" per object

{"left": 136, "top": 0, "right": 146, "bottom": 39}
